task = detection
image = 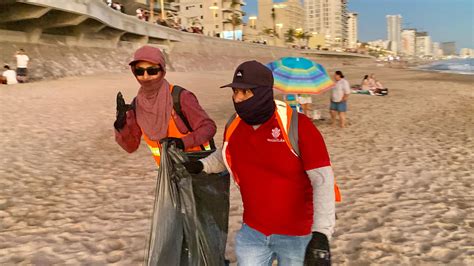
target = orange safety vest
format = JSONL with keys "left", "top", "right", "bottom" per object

{"left": 222, "top": 100, "right": 342, "bottom": 202}
{"left": 142, "top": 84, "right": 212, "bottom": 166}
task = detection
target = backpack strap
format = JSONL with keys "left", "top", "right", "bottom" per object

{"left": 225, "top": 107, "right": 300, "bottom": 156}
{"left": 225, "top": 113, "right": 238, "bottom": 129}
{"left": 172, "top": 85, "right": 216, "bottom": 150}
{"left": 171, "top": 85, "right": 193, "bottom": 131}
{"left": 288, "top": 110, "right": 300, "bottom": 157}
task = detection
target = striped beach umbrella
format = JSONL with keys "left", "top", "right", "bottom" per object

{"left": 266, "top": 57, "right": 335, "bottom": 94}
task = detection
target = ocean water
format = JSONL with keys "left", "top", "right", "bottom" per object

{"left": 418, "top": 58, "right": 474, "bottom": 75}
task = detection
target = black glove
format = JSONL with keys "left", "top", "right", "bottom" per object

{"left": 114, "top": 92, "right": 132, "bottom": 131}
{"left": 160, "top": 137, "right": 185, "bottom": 150}
{"left": 182, "top": 161, "right": 204, "bottom": 174}
{"left": 304, "top": 232, "right": 331, "bottom": 266}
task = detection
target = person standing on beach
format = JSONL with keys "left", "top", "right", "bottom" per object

{"left": 14, "top": 49, "right": 29, "bottom": 83}
{"left": 183, "top": 61, "right": 336, "bottom": 265}
{"left": 113, "top": 45, "right": 216, "bottom": 165}
{"left": 330, "top": 71, "right": 350, "bottom": 128}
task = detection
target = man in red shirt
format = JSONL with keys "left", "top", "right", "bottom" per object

{"left": 184, "top": 61, "right": 335, "bottom": 265}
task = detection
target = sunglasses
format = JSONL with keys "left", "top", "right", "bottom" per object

{"left": 134, "top": 66, "right": 162, "bottom": 76}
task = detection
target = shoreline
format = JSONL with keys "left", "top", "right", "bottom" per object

{"left": 409, "top": 67, "right": 474, "bottom": 76}
{"left": 410, "top": 58, "right": 474, "bottom": 76}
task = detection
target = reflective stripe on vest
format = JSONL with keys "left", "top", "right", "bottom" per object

{"left": 141, "top": 84, "right": 213, "bottom": 167}
{"left": 223, "top": 100, "right": 341, "bottom": 202}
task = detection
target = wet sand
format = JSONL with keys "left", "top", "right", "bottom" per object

{"left": 0, "top": 66, "right": 473, "bottom": 265}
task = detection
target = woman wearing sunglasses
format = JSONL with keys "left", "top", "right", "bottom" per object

{"left": 113, "top": 45, "right": 217, "bottom": 165}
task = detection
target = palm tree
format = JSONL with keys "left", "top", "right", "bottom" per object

{"left": 285, "top": 28, "right": 296, "bottom": 43}
{"left": 262, "top": 27, "right": 275, "bottom": 37}
{"left": 271, "top": 8, "right": 276, "bottom": 38}
{"left": 226, "top": 13, "right": 242, "bottom": 40}
{"left": 294, "top": 31, "right": 312, "bottom": 47}
{"left": 294, "top": 31, "right": 303, "bottom": 45}
{"left": 224, "top": 0, "right": 243, "bottom": 40}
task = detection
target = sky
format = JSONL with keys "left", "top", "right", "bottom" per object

{"left": 242, "top": 0, "right": 474, "bottom": 50}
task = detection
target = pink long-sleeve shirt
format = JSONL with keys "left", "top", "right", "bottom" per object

{"left": 115, "top": 90, "right": 217, "bottom": 153}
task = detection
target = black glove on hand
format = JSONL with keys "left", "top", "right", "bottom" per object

{"left": 160, "top": 137, "right": 185, "bottom": 150}
{"left": 114, "top": 92, "right": 132, "bottom": 131}
{"left": 182, "top": 161, "right": 204, "bottom": 174}
{"left": 304, "top": 232, "right": 331, "bottom": 266}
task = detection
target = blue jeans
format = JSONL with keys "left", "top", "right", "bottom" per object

{"left": 235, "top": 224, "right": 312, "bottom": 266}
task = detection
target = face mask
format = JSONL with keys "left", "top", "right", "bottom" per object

{"left": 233, "top": 86, "right": 275, "bottom": 125}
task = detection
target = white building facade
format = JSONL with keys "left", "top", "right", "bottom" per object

{"left": 416, "top": 34, "right": 432, "bottom": 57}
{"left": 178, "top": 0, "right": 205, "bottom": 29}
{"left": 432, "top": 42, "right": 443, "bottom": 57}
{"left": 401, "top": 29, "right": 416, "bottom": 56}
{"left": 177, "top": 0, "right": 245, "bottom": 39}
{"left": 347, "top": 12, "right": 358, "bottom": 49}
{"left": 304, "top": 0, "right": 348, "bottom": 48}
{"left": 386, "top": 14, "right": 402, "bottom": 54}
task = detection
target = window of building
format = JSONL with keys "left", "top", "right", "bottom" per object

{"left": 201, "top": 16, "right": 203, "bottom": 19}
{"left": 215, "top": 13, "right": 218, "bottom": 18}
{"left": 200, "top": 4, "right": 202, "bottom": 8}
{"left": 216, "top": 25, "right": 219, "bottom": 29}
{"left": 186, "top": 7, "right": 188, "bottom": 10}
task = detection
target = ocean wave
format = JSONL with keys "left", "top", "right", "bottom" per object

{"left": 418, "top": 59, "right": 474, "bottom": 75}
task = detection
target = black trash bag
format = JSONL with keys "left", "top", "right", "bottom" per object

{"left": 146, "top": 142, "right": 230, "bottom": 266}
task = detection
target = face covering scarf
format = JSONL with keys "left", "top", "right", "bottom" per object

{"left": 233, "top": 86, "right": 275, "bottom": 125}
{"left": 131, "top": 46, "right": 172, "bottom": 141}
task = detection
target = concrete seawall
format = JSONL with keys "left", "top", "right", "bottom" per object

{"left": 0, "top": 0, "right": 374, "bottom": 80}
{"left": 0, "top": 39, "right": 374, "bottom": 81}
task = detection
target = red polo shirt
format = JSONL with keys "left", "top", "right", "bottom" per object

{"left": 226, "top": 113, "right": 331, "bottom": 236}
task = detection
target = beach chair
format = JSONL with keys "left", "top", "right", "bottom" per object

{"left": 284, "top": 94, "right": 302, "bottom": 112}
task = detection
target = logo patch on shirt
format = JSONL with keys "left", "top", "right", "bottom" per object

{"left": 267, "top": 127, "right": 285, "bottom": 143}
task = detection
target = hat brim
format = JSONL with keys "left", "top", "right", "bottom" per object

{"left": 128, "top": 58, "right": 161, "bottom": 66}
{"left": 220, "top": 82, "right": 259, "bottom": 89}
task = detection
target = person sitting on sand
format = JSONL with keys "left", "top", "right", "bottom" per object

{"left": 361, "top": 75, "right": 372, "bottom": 90}
{"left": 368, "top": 73, "right": 376, "bottom": 88}
{"left": 375, "top": 80, "right": 384, "bottom": 89}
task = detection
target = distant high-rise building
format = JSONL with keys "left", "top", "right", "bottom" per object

{"left": 401, "top": 29, "right": 416, "bottom": 56}
{"left": 441, "top": 42, "right": 456, "bottom": 55}
{"left": 432, "top": 42, "right": 443, "bottom": 57}
{"left": 258, "top": 0, "right": 304, "bottom": 41}
{"left": 416, "top": 32, "right": 432, "bottom": 56}
{"left": 386, "top": 14, "right": 402, "bottom": 54}
{"left": 460, "top": 48, "right": 474, "bottom": 57}
{"left": 304, "top": 0, "right": 348, "bottom": 48}
{"left": 347, "top": 12, "right": 358, "bottom": 49}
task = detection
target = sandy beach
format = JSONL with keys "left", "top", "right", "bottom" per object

{"left": 0, "top": 65, "right": 473, "bottom": 265}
